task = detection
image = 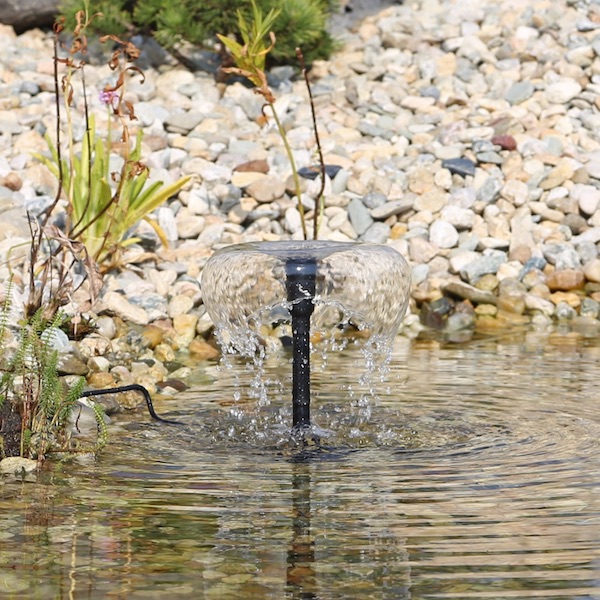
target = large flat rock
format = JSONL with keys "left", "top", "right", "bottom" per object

{"left": 0, "top": 0, "right": 59, "bottom": 32}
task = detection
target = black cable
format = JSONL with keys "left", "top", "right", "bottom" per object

{"left": 80, "top": 384, "right": 180, "bottom": 424}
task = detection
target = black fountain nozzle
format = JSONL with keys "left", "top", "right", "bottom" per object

{"left": 285, "top": 257, "right": 317, "bottom": 431}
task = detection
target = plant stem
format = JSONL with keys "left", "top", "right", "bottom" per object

{"left": 267, "top": 102, "right": 308, "bottom": 240}
{"left": 296, "top": 48, "right": 325, "bottom": 241}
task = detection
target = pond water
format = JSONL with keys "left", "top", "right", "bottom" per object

{"left": 1, "top": 328, "right": 600, "bottom": 599}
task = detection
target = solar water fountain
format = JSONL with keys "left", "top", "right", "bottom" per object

{"left": 201, "top": 241, "right": 411, "bottom": 436}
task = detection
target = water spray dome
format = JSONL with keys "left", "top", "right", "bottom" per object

{"left": 201, "top": 241, "right": 411, "bottom": 431}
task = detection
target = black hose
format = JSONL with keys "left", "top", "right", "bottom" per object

{"left": 80, "top": 384, "right": 180, "bottom": 424}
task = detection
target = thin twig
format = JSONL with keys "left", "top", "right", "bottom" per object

{"left": 40, "top": 23, "right": 65, "bottom": 231}
{"left": 70, "top": 63, "right": 93, "bottom": 236}
{"left": 296, "top": 48, "right": 326, "bottom": 241}
{"left": 265, "top": 103, "right": 308, "bottom": 240}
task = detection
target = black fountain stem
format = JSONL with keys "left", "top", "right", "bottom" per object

{"left": 285, "top": 257, "right": 317, "bottom": 430}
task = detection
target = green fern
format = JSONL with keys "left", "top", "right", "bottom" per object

{"left": 0, "top": 299, "right": 106, "bottom": 460}
{"left": 92, "top": 402, "right": 109, "bottom": 450}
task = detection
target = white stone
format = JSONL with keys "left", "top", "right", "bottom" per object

{"left": 102, "top": 292, "right": 149, "bottom": 326}
{"left": 284, "top": 207, "right": 303, "bottom": 233}
{"left": 501, "top": 179, "right": 529, "bottom": 206}
{"left": 449, "top": 250, "right": 480, "bottom": 274}
{"left": 429, "top": 220, "right": 459, "bottom": 249}
{"left": 176, "top": 210, "right": 205, "bottom": 239}
{"left": 496, "top": 261, "right": 522, "bottom": 280}
{"left": 545, "top": 79, "right": 582, "bottom": 104}
{"left": 440, "top": 205, "right": 476, "bottom": 230}
{"left": 583, "top": 258, "right": 600, "bottom": 283}
{"left": 571, "top": 184, "right": 600, "bottom": 216}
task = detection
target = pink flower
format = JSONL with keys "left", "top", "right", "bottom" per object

{"left": 99, "top": 89, "right": 119, "bottom": 106}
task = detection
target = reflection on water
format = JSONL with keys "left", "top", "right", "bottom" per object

{"left": 2, "top": 330, "right": 600, "bottom": 598}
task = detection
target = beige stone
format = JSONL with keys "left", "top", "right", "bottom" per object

{"left": 546, "top": 269, "right": 585, "bottom": 291}
{"left": 189, "top": 339, "right": 221, "bottom": 360}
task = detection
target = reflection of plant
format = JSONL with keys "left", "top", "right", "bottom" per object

{"left": 0, "top": 285, "right": 106, "bottom": 462}
{"left": 218, "top": 1, "right": 327, "bottom": 240}
{"left": 36, "top": 3, "right": 190, "bottom": 271}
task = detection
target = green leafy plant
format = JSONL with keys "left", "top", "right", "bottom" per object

{"left": 218, "top": 1, "right": 327, "bottom": 239}
{"left": 59, "top": 0, "right": 338, "bottom": 66}
{"left": 38, "top": 116, "right": 189, "bottom": 266}
{"left": 0, "top": 284, "right": 106, "bottom": 462}
{"left": 36, "top": 3, "right": 190, "bottom": 272}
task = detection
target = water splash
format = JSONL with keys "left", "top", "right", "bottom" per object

{"left": 201, "top": 241, "right": 411, "bottom": 434}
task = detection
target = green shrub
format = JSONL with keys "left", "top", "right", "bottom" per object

{"left": 59, "top": 0, "right": 339, "bottom": 65}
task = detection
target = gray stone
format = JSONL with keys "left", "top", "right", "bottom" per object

{"left": 555, "top": 302, "right": 577, "bottom": 320}
{"left": 360, "top": 222, "right": 390, "bottom": 243}
{"left": 348, "top": 198, "right": 374, "bottom": 235}
{"left": 412, "top": 263, "right": 430, "bottom": 286}
{"left": 284, "top": 207, "right": 303, "bottom": 233}
{"left": 446, "top": 311, "right": 475, "bottom": 332}
{"left": 572, "top": 184, "right": 600, "bottom": 215}
{"left": 505, "top": 81, "right": 535, "bottom": 105}
{"left": 478, "top": 176, "right": 503, "bottom": 203}
{"left": 576, "top": 241, "right": 598, "bottom": 263}
{"left": 157, "top": 207, "right": 179, "bottom": 242}
{"left": 58, "top": 351, "right": 89, "bottom": 376}
{"left": 20, "top": 81, "right": 40, "bottom": 96}
{"left": 580, "top": 297, "right": 600, "bottom": 319}
{"left": 459, "top": 251, "right": 507, "bottom": 284}
{"left": 441, "top": 157, "right": 476, "bottom": 177}
{"left": 0, "top": 0, "right": 57, "bottom": 31}
{"left": 165, "top": 111, "right": 204, "bottom": 133}
{"left": 542, "top": 243, "right": 581, "bottom": 269}
{"left": 476, "top": 151, "right": 504, "bottom": 165}
{"left": 572, "top": 227, "right": 600, "bottom": 244}
{"left": 443, "top": 280, "right": 497, "bottom": 305}
{"left": 358, "top": 120, "right": 391, "bottom": 139}
{"left": 362, "top": 192, "right": 388, "bottom": 209}
{"left": 370, "top": 199, "right": 413, "bottom": 220}
{"left": 135, "top": 102, "right": 169, "bottom": 126}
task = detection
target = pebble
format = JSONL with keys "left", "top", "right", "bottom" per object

{"left": 102, "top": 292, "right": 150, "bottom": 326}
{"left": 441, "top": 157, "right": 476, "bottom": 177}
{"left": 546, "top": 269, "right": 585, "bottom": 291}
{"left": 460, "top": 252, "right": 507, "bottom": 284}
{"left": 584, "top": 258, "right": 600, "bottom": 283}
{"left": 246, "top": 176, "right": 286, "bottom": 203}
{"left": 429, "top": 220, "right": 459, "bottom": 249}
{"left": 348, "top": 198, "right": 373, "bottom": 235}
{"left": 504, "top": 81, "right": 535, "bottom": 105}
{"left": 545, "top": 80, "right": 582, "bottom": 104}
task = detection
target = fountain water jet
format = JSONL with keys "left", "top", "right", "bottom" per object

{"left": 201, "top": 241, "right": 411, "bottom": 433}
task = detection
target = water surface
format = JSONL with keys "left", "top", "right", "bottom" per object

{"left": 1, "top": 328, "right": 600, "bottom": 599}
